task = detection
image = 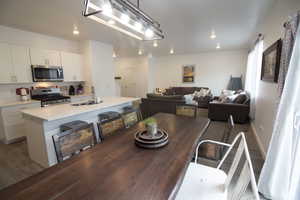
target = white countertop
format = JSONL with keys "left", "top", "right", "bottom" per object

{"left": 69, "top": 93, "right": 93, "bottom": 98}
{"left": 21, "top": 97, "right": 140, "bottom": 121}
{"left": 0, "top": 100, "right": 40, "bottom": 108}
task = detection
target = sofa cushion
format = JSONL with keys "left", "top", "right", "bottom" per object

{"left": 194, "top": 88, "right": 211, "bottom": 97}
{"left": 147, "top": 93, "right": 184, "bottom": 100}
{"left": 233, "top": 94, "right": 247, "bottom": 104}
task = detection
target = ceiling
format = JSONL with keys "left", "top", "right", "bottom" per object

{"left": 0, "top": 0, "right": 275, "bottom": 57}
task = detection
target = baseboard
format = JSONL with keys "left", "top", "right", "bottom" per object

{"left": 0, "top": 136, "right": 26, "bottom": 144}
{"left": 250, "top": 122, "right": 267, "bottom": 160}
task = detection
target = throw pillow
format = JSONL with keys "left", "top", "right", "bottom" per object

{"left": 233, "top": 94, "right": 247, "bottom": 104}
{"left": 221, "top": 94, "right": 239, "bottom": 103}
{"left": 219, "top": 89, "right": 235, "bottom": 102}
{"left": 184, "top": 94, "right": 198, "bottom": 105}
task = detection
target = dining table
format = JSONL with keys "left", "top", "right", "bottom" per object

{"left": 0, "top": 113, "right": 210, "bottom": 200}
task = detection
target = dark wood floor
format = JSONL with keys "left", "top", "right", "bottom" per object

{"left": 0, "top": 118, "right": 265, "bottom": 196}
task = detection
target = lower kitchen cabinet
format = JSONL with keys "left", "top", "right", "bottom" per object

{"left": 0, "top": 102, "right": 40, "bottom": 144}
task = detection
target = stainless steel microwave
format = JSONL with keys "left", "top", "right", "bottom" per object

{"left": 31, "top": 65, "right": 64, "bottom": 82}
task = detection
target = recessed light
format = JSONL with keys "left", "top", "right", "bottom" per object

{"left": 170, "top": 48, "right": 174, "bottom": 54}
{"left": 216, "top": 43, "right": 221, "bottom": 49}
{"left": 138, "top": 49, "right": 143, "bottom": 55}
{"left": 121, "top": 13, "right": 130, "bottom": 24}
{"left": 73, "top": 27, "right": 79, "bottom": 35}
{"left": 108, "top": 20, "right": 115, "bottom": 25}
{"left": 112, "top": 52, "right": 117, "bottom": 58}
{"left": 145, "top": 29, "right": 154, "bottom": 38}
{"left": 153, "top": 40, "right": 158, "bottom": 47}
{"left": 210, "top": 30, "right": 216, "bottom": 39}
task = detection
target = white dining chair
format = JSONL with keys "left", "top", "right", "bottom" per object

{"left": 175, "top": 132, "right": 260, "bottom": 200}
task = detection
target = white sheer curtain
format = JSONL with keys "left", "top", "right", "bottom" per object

{"left": 245, "top": 40, "right": 263, "bottom": 119}
{"left": 258, "top": 26, "right": 300, "bottom": 200}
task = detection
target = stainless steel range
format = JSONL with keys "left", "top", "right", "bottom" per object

{"left": 31, "top": 88, "right": 70, "bottom": 107}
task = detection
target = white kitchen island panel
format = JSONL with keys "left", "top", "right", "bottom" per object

{"left": 22, "top": 97, "right": 140, "bottom": 167}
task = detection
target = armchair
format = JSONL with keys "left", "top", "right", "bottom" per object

{"left": 208, "top": 101, "right": 249, "bottom": 124}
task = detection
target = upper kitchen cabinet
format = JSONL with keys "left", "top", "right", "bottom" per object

{"left": 0, "top": 43, "right": 31, "bottom": 83}
{"left": 30, "top": 48, "right": 61, "bottom": 66}
{"left": 0, "top": 43, "right": 14, "bottom": 83}
{"left": 10, "top": 45, "right": 32, "bottom": 83}
{"left": 61, "top": 52, "right": 84, "bottom": 82}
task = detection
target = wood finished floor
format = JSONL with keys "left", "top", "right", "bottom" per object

{"left": 0, "top": 116, "right": 265, "bottom": 198}
{"left": 0, "top": 140, "right": 44, "bottom": 190}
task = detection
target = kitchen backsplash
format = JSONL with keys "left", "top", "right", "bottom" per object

{"left": 0, "top": 82, "right": 85, "bottom": 102}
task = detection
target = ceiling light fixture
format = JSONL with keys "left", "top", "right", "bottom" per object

{"left": 153, "top": 40, "right": 158, "bottom": 47}
{"left": 134, "top": 21, "right": 143, "bottom": 31}
{"left": 73, "top": 26, "right": 80, "bottom": 35}
{"left": 83, "top": 0, "right": 164, "bottom": 41}
{"left": 170, "top": 48, "right": 174, "bottom": 54}
{"left": 138, "top": 49, "right": 143, "bottom": 55}
{"left": 108, "top": 19, "right": 115, "bottom": 25}
{"left": 210, "top": 30, "right": 216, "bottom": 39}
{"left": 216, "top": 43, "right": 221, "bottom": 49}
{"left": 112, "top": 52, "right": 117, "bottom": 58}
{"left": 121, "top": 13, "right": 130, "bottom": 24}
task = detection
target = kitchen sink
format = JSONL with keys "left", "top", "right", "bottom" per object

{"left": 71, "top": 100, "right": 103, "bottom": 106}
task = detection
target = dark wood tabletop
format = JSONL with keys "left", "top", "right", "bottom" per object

{"left": 0, "top": 113, "right": 210, "bottom": 200}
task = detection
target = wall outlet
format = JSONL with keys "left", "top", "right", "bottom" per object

{"left": 259, "top": 125, "right": 264, "bottom": 132}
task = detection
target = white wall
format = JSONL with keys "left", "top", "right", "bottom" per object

{"left": 114, "top": 56, "right": 149, "bottom": 98}
{"left": 82, "top": 40, "right": 116, "bottom": 97}
{"left": 0, "top": 25, "right": 80, "bottom": 53}
{"left": 253, "top": 0, "right": 300, "bottom": 154}
{"left": 151, "top": 50, "right": 248, "bottom": 95}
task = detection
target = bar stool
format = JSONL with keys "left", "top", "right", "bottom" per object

{"left": 122, "top": 106, "right": 143, "bottom": 128}
{"left": 176, "top": 104, "right": 197, "bottom": 118}
{"left": 98, "top": 111, "right": 125, "bottom": 140}
{"left": 53, "top": 120, "right": 97, "bottom": 163}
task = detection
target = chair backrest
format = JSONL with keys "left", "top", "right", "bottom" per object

{"left": 218, "top": 132, "right": 260, "bottom": 200}
{"left": 53, "top": 123, "right": 97, "bottom": 162}
{"left": 219, "top": 115, "right": 235, "bottom": 158}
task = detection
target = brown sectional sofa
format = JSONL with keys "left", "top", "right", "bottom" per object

{"left": 208, "top": 93, "right": 250, "bottom": 124}
{"left": 141, "top": 87, "right": 211, "bottom": 118}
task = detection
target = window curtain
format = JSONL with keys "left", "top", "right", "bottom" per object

{"left": 245, "top": 40, "right": 263, "bottom": 119}
{"left": 278, "top": 11, "right": 300, "bottom": 96}
{"left": 258, "top": 12, "right": 300, "bottom": 199}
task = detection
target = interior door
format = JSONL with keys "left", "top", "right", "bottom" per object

{"left": 121, "top": 67, "right": 137, "bottom": 97}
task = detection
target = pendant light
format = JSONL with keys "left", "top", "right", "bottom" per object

{"left": 83, "top": 0, "right": 164, "bottom": 41}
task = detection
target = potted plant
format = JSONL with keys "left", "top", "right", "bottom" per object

{"left": 143, "top": 117, "right": 158, "bottom": 136}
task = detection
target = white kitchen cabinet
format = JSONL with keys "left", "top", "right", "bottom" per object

{"left": 30, "top": 48, "right": 61, "bottom": 66}
{"left": 0, "top": 101, "right": 40, "bottom": 144}
{"left": 61, "top": 52, "right": 84, "bottom": 81}
{"left": 0, "top": 43, "right": 14, "bottom": 83}
{"left": 0, "top": 43, "right": 31, "bottom": 83}
{"left": 10, "top": 45, "right": 32, "bottom": 83}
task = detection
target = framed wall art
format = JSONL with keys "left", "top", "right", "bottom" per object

{"left": 261, "top": 39, "right": 282, "bottom": 83}
{"left": 182, "top": 65, "right": 195, "bottom": 83}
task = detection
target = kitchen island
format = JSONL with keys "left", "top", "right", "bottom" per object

{"left": 21, "top": 97, "right": 140, "bottom": 167}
